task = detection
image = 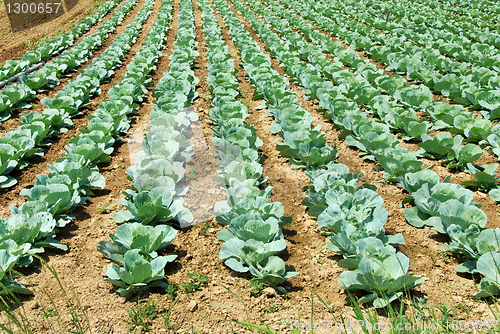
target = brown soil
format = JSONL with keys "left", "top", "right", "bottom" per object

{"left": 0, "top": 0, "right": 108, "bottom": 63}
{"left": 1, "top": 0, "right": 499, "bottom": 333}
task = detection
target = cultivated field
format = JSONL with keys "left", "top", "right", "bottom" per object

{"left": 0, "top": 0, "right": 500, "bottom": 333}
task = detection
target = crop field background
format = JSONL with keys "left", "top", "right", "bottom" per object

{"left": 1, "top": 0, "right": 500, "bottom": 332}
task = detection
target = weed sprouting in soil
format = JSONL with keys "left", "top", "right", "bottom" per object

{"left": 248, "top": 279, "right": 264, "bottom": 296}
{"left": 0, "top": 258, "right": 90, "bottom": 334}
{"left": 199, "top": 221, "right": 212, "bottom": 235}
{"left": 124, "top": 299, "right": 158, "bottom": 333}
{"left": 96, "top": 202, "right": 110, "bottom": 213}
{"left": 183, "top": 271, "right": 209, "bottom": 295}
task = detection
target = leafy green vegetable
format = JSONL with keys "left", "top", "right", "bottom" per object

{"left": 461, "top": 163, "right": 500, "bottom": 191}
{"left": 219, "top": 238, "right": 298, "bottom": 286}
{"left": 0, "top": 211, "right": 66, "bottom": 265}
{"left": 215, "top": 196, "right": 291, "bottom": 227}
{"left": 405, "top": 183, "right": 480, "bottom": 233}
{"left": 98, "top": 222, "right": 177, "bottom": 265}
{"left": 443, "top": 226, "right": 500, "bottom": 273}
{"left": 0, "top": 250, "right": 33, "bottom": 296}
{"left": 339, "top": 253, "right": 424, "bottom": 308}
{"left": 104, "top": 249, "right": 170, "bottom": 297}
{"left": 114, "top": 188, "right": 193, "bottom": 226}
{"left": 217, "top": 213, "right": 283, "bottom": 243}
{"left": 317, "top": 188, "right": 387, "bottom": 231}
{"left": 20, "top": 183, "right": 81, "bottom": 222}
{"left": 276, "top": 129, "right": 338, "bottom": 169}
{"left": 474, "top": 252, "right": 500, "bottom": 298}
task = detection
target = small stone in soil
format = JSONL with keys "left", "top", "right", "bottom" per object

{"left": 188, "top": 299, "right": 198, "bottom": 312}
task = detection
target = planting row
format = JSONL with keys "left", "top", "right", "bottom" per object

{"left": 224, "top": 0, "right": 423, "bottom": 307}
{"left": 253, "top": 0, "right": 500, "bottom": 199}
{"left": 322, "top": 0, "right": 500, "bottom": 72}
{"left": 250, "top": 0, "right": 491, "bottom": 172}
{"left": 200, "top": 0, "right": 296, "bottom": 287}
{"left": 99, "top": 0, "right": 200, "bottom": 296}
{"left": 413, "top": 0, "right": 500, "bottom": 28}
{"left": 366, "top": 0, "right": 500, "bottom": 48}
{"left": 282, "top": 0, "right": 500, "bottom": 116}
{"left": 271, "top": 0, "right": 500, "bottom": 186}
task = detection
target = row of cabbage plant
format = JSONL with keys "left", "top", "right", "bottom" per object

{"left": 411, "top": 0, "right": 500, "bottom": 33}
{"left": 367, "top": 0, "right": 500, "bottom": 49}
{"left": 230, "top": 0, "right": 423, "bottom": 308}
{"left": 325, "top": 0, "right": 500, "bottom": 73}
{"left": 275, "top": 0, "right": 500, "bottom": 141}
{"left": 397, "top": 169, "right": 500, "bottom": 297}
{"left": 213, "top": 0, "right": 336, "bottom": 170}
{"left": 303, "top": 162, "right": 423, "bottom": 308}
{"left": 234, "top": 0, "right": 491, "bottom": 232}
{"left": 270, "top": 0, "right": 496, "bottom": 133}
{"left": 98, "top": 0, "right": 200, "bottom": 297}
{"left": 258, "top": 0, "right": 494, "bottom": 147}
{"left": 256, "top": 0, "right": 500, "bottom": 299}
{"left": 249, "top": 0, "right": 500, "bottom": 199}
{"left": 111, "top": 0, "right": 197, "bottom": 229}
{"left": 244, "top": 0, "right": 470, "bottom": 163}
{"left": 292, "top": 0, "right": 500, "bottom": 117}
{"left": 262, "top": 0, "right": 500, "bottom": 197}
{"left": 199, "top": 0, "right": 296, "bottom": 288}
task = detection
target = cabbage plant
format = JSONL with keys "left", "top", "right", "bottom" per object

{"left": 0, "top": 250, "right": 32, "bottom": 296}
{"left": 104, "top": 249, "right": 170, "bottom": 297}
{"left": 219, "top": 238, "right": 298, "bottom": 286}
{"left": 474, "top": 252, "right": 500, "bottom": 298}
{"left": 339, "top": 253, "right": 425, "bottom": 308}
{"left": 114, "top": 188, "right": 193, "bottom": 226}
{"left": 98, "top": 223, "right": 177, "bottom": 265}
